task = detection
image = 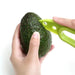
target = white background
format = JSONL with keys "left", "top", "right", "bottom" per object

{"left": 0, "top": 0, "right": 75, "bottom": 75}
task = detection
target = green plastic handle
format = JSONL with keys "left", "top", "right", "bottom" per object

{"left": 39, "top": 19, "right": 75, "bottom": 47}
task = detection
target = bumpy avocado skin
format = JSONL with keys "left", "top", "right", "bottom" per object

{"left": 20, "top": 12, "right": 52, "bottom": 58}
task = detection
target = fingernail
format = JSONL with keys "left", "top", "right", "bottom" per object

{"left": 32, "top": 32, "right": 39, "bottom": 39}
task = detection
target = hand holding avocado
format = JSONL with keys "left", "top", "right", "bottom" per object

{"left": 10, "top": 12, "right": 75, "bottom": 75}
{"left": 10, "top": 24, "right": 53, "bottom": 75}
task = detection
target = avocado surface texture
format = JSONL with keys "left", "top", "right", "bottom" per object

{"left": 20, "top": 12, "right": 52, "bottom": 57}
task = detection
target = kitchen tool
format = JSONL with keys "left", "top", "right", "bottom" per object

{"left": 39, "top": 19, "right": 75, "bottom": 47}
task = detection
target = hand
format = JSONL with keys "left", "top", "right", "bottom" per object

{"left": 10, "top": 24, "right": 53, "bottom": 75}
{"left": 53, "top": 17, "right": 75, "bottom": 29}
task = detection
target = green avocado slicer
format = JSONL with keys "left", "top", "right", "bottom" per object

{"left": 39, "top": 19, "right": 75, "bottom": 48}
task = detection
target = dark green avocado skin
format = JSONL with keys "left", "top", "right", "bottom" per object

{"left": 20, "top": 12, "right": 52, "bottom": 58}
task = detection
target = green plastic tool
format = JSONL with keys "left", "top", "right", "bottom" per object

{"left": 39, "top": 19, "right": 75, "bottom": 47}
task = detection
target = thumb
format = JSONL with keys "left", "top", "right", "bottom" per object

{"left": 27, "top": 32, "right": 40, "bottom": 59}
{"left": 53, "top": 17, "right": 75, "bottom": 29}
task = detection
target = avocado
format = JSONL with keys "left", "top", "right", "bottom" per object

{"left": 20, "top": 12, "right": 52, "bottom": 58}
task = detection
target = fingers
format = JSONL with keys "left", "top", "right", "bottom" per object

{"left": 40, "top": 45, "right": 54, "bottom": 63}
{"left": 11, "top": 24, "right": 23, "bottom": 59}
{"left": 53, "top": 17, "right": 75, "bottom": 29}
{"left": 27, "top": 32, "right": 40, "bottom": 60}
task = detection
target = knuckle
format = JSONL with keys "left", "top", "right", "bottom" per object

{"left": 30, "top": 39, "right": 38, "bottom": 46}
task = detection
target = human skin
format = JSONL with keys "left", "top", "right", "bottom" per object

{"left": 53, "top": 17, "right": 75, "bottom": 29}
{"left": 10, "top": 24, "right": 54, "bottom": 75}
{"left": 10, "top": 17, "right": 75, "bottom": 75}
